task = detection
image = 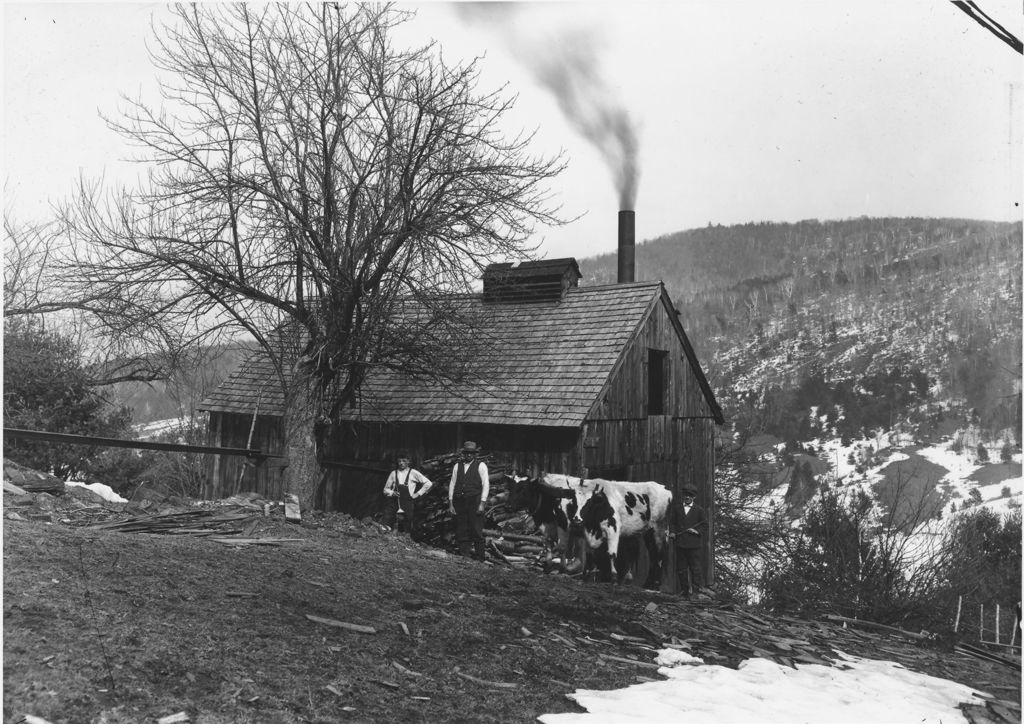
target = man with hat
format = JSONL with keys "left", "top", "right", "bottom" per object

{"left": 669, "top": 485, "right": 707, "bottom": 596}
{"left": 447, "top": 441, "right": 489, "bottom": 561}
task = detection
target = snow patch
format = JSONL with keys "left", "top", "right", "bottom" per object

{"left": 539, "top": 651, "right": 985, "bottom": 724}
{"left": 65, "top": 480, "right": 128, "bottom": 504}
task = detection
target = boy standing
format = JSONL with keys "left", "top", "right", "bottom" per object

{"left": 383, "top": 452, "right": 433, "bottom": 542}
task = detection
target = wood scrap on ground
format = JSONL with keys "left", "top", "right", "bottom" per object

{"left": 90, "top": 508, "right": 255, "bottom": 535}
{"left": 305, "top": 614, "right": 377, "bottom": 634}
{"left": 823, "top": 614, "right": 934, "bottom": 642}
{"left": 955, "top": 643, "right": 1022, "bottom": 671}
{"left": 453, "top": 667, "right": 518, "bottom": 689}
{"left": 284, "top": 493, "right": 301, "bottom": 523}
{"left": 209, "top": 537, "right": 304, "bottom": 546}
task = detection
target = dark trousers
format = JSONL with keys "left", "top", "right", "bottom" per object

{"left": 383, "top": 494, "right": 425, "bottom": 542}
{"left": 453, "top": 495, "right": 485, "bottom": 561}
{"left": 676, "top": 545, "right": 703, "bottom": 593}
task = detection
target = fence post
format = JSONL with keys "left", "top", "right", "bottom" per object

{"left": 954, "top": 595, "right": 962, "bottom": 633}
{"left": 995, "top": 604, "right": 1000, "bottom": 645}
{"left": 980, "top": 604, "right": 985, "bottom": 643}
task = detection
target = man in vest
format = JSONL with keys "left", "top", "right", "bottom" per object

{"left": 669, "top": 485, "right": 707, "bottom": 596}
{"left": 447, "top": 441, "right": 489, "bottom": 561}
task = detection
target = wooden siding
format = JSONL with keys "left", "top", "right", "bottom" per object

{"left": 318, "top": 422, "right": 582, "bottom": 517}
{"left": 680, "top": 418, "right": 717, "bottom": 583}
{"left": 588, "top": 294, "right": 715, "bottom": 422}
{"left": 202, "top": 412, "right": 287, "bottom": 501}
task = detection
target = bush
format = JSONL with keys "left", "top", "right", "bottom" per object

{"left": 930, "top": 508, "right": 1022, "bottom": 638}
{"left": 3, "top": 318, "right": 133, "bottom": 478}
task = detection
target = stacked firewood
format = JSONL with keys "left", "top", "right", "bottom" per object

{"left": 400, "top": 454, "right": 554, "bottom": 567}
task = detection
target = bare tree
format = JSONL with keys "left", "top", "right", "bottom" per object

{"left": 59, "top": 4, "right": 565, "bottom": 509}
{"left": 4, "top": 211, "right": 167, "bottom": 386}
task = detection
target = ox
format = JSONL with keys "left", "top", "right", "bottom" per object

{"left": 505, "top": 473, "right": 584, "bottom": 573}
{"left": 570, "top": 478, "right": 673, "bottom": 585}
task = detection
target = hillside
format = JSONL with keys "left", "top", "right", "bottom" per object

{"left": 3, "top": 492, "right": 1020, "bottom": 724}
{"left": 112, "top": 343, "right": 255, "bottom": 425}
{"left": 582, "top": 217, "right": 1023, "bottom": 558}
{"left": 582, "top": 217, "right": 1022, "bottom": 441}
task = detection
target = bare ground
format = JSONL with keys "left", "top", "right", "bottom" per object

{"left": 4, "top": 504, "right": 1021, "bottom": 724}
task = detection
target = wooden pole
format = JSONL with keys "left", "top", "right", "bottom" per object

{"left": 237, "top": 390, "right": 263, "bottom": 489}
{"left": 954, "top": 595, "right": 962, "bottom": 633}
{"left": 980, "top": 604, "right": 985, "bottom": 643}
{"left": 995, "top": 604, "right": 1000, "bottom": 645}
{"left": 1011, "top": 619, "right": 1018, "bottom": 648}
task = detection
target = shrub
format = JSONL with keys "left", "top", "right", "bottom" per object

{"left": 3, "top": 318, "right": 133, "bottom": 478}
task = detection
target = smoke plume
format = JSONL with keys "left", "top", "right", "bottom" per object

{"left": 455, "top": 3, "right": 640, "bottom": 209}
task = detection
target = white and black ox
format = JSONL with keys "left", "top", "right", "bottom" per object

{"left": 504, "top": 473, "right": 584, "bottom": 573}
{"left": 569, "top": 476, "right": 673, "bottom": 586}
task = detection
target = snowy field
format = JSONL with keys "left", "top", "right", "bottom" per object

{"left": 540, "top": 650, "right": 987, "bottom": 724}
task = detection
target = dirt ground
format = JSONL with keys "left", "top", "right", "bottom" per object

{"left": 4, "top": 502, "right": 1021, "bottom": 724}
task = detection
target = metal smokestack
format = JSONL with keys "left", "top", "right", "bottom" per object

{"left": 617, "top": 210, "right": 635, "bottom": 283}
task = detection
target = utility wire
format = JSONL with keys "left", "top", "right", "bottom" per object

{"left": 951, "top": 0, "right": 1023, "bottom": 54}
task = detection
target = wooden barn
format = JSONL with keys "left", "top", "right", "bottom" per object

{"left": 198, "top": 253, "right": 724, "bottom": 577}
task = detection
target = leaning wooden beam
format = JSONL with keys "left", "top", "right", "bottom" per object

{"left": 3, "top": 427, "right": 278, "bottom": 460}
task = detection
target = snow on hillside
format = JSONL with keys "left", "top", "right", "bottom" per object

{"left": 133, "top": 418, "right": 187, "bottom": 440}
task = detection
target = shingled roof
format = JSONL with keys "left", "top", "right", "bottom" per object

{"left": 199, "top": 281, "right": 722, "bottom": 427}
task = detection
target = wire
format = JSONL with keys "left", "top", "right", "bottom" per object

{"left": 951, "top": 1, "right": 1023, "bottom": 54}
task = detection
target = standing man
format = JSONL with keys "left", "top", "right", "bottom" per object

{"left": 669, "top": 485, "right": 707, "bottom": 596}
{"left": 382, "top": 452, "right": 433, "bottom": 542}
{"left": 448, "top": 441, "right": 489, "bottom": 561}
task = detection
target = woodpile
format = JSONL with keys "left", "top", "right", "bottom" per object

{"left": 3, "top": 459, "right": 65, "bottom": 495}
{"left": 399, "top": 454, "right": 560, "bottom": 569}
{"left": 90, "top": 508, "right": 256, "bottom": 535}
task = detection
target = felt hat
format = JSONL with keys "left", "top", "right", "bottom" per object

{"left": 460, "top": 441, "right": 480, "bottom": 454}
{"left": 681, "top": 486, "right": 698, "bottom": 497}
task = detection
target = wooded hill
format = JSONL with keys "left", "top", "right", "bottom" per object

{"left": 582, "top": 217, "right": 1022, "bottom": 443}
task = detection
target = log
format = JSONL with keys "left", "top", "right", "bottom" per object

{"left": 484, "top": 529, "right": 545, "bottom": 545}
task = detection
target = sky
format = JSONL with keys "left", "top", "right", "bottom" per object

{"left": 3, "top": 1, "right": 1022, "bottom": 262}
{"left": 538, "top": 648, "right": 990, "bottom": 724}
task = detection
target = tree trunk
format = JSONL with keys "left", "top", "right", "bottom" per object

{"left": 283, "top": 370, "right": 323, "bottom": 513}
